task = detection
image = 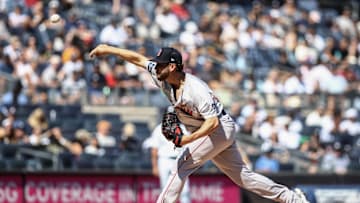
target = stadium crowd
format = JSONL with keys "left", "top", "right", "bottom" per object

{"left": 0, "top": 0, "right": 360, "bottom": 174}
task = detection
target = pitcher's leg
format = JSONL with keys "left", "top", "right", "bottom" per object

{"left": 156, "top": 146, "right": 202, "bottom": 203}
{"left": 179, "top": 177, "right": 191, "bottom": 203}
{"left": 212, "top": 142, "right": 302, "bottom": 203}
{"left": 157, "top": 133, "right": 234, "bottom": 203}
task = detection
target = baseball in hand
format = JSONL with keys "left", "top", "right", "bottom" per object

{"left": 50, "top": 14, "right": 61, "bottom": 23}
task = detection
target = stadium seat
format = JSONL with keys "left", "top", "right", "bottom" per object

{"left": 58, "top": 152, "right": 75, "bottom": 170}
{"left": 83, "top": 120, "right": 98, "bottom": 132}
{"left": 138, "top": 153, "right": 152, "bottom": 170}
{"left": 97, "top": 114, "right": 121, "bottom": 121}
{"left": 38, "top": 158, "right": 54, "bottom": 170}
{"left": 60, "top": 105, "right": 82, "bottom": 118}
{"left": 6, "top": 159, "right": 27, "bottom": 170}
{"left": 79, "top": 113, "right": 98, "bottom": 121}
{"left": 15, "top": 105, "right": 37, "bottom": 118}
{"left": 103, "top": 146, "right": 121, "bottom": 157}
{"left": 61, "top": 119, "right": 83, "bottom": 133}
{"left": 94, "top": 157, "right": 115, "bottom": 170}
{"left": 349, "top": 162, "right": 360, "bottom": 172}
{"left": 133, "top": 122, "right": 149, "bottom": 133}
{"left": 74, "top": 154, "right": 97, "bottom": 169}
{"left": 0, "top": 144, "right": 21, "bottom": 159}
{"left": 0, "top": 159, "right": 7, "bottom": 170}
{"left": 115, "top": 151, "right": 142, "bottom": 171}
{"left": 279, "top": 163, "right": 295, "bottom": 172}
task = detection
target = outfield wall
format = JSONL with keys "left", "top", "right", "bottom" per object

{"left": 0, "top": 173, "right": 240, "bottom": 203}
{"left": 1, "top": 172, "right": 360, "bottom": 203}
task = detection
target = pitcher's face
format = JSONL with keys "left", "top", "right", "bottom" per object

{"left": 156, "top": 63, "right": 171, "bottom": 81}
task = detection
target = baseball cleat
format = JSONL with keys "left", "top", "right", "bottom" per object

{"left": 294, "top": 188, "right": 309, "bottom": 203}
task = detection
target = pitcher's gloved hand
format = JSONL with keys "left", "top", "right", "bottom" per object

{"left": 161, "top": 109, "right": 183, "bottom": 147}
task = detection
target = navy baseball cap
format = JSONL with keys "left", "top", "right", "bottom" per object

{"left": 151, "top": 47, "right": 182, "bottom": 65}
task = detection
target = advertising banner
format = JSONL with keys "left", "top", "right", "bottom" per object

{"left": 25, "top": 175, "right": 135, "bottom": 203}
{"left": 0, "top": 174, "right": 240, "bottom": 203}
{"left": 297, "top": 185, "right": 360, "bottom": 203}
{"left": 190, "top": 176, "right": 240, "bottom": 203}
{"left": 136, "top": 176, "right": 160, "bottom": 203}
{"left": 0, "top": 175, "right": 23, "bottom": 203}
{"left": 136, "top": 175, "right": 240, "bottom": 203}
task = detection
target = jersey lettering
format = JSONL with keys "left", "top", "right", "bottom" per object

{"left": 147, "top": 61, "right": 157, "bottom": 73}
{"left": 210, "top": 93, "right": 222, "bottom": 114}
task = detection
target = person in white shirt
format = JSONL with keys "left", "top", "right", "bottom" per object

{"left": 306, "top": 106, "right": 325, "bottom": 127}
{"left": 144, "top": 122, "right": 190, "bottom": 203}
{"left": 99, "top": 17, "right": 128, "bottom": 46}
{"left": 155, "top": 3, "right": 180, "bottom": 38}
{"left": 278, "top": 124, "right": 301, "bottom": 150}
{"left": 95, "top": 120, "right": 116, "bottom": 147}
{"left": 340, "top": 108, "right": 360, "bottom": 136}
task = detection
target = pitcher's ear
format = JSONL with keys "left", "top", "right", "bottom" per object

{"left": 169, "top": 63, "right": 177, "bottom": 72}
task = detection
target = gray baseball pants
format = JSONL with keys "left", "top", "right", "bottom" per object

{"left": 156, "top": 114, "right": 302, "bottom": 203}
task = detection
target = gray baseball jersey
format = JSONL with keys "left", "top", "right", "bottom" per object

{"left": 146, "top": 61, "right": 305, "bottom": 203}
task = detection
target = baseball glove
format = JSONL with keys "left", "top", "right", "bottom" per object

{"left": 162, "top": 109, "right": 183, "bottom": 147}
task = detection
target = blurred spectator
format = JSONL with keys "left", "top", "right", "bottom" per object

{"left": 1, "top": 79, "right": 29, "bottom": 106}
{"left": 282, "top": 71, "right": 306, "bottom": 95}
{"left": 277, "top": 123, "right": 301, "bottom": 150}
{"left": 23, "top": 36, "right": 40, "bottom": 63}
{"left": 95, "top": 120, "right": 116, "bottom": 147}
{"left": 27, "top": 108, "right": 48, "bottom": 132}
{"left": 1, "top": 119, "right": 28, "bottom": 144}
{"left": 306, "top": 105, "right": 325, "bottom": 127}
{"left": 14, "top": 53, "right": 40, "bottom": 92}
{"left": 61, "top": 70, "right": 86, "bottom": 104}
{"left": 255, "top": 142, "right": 280, "bottom": 173}
{"left": 99, "top": 16, "right": 127, "bottom": 47}
{"left": 135, "top": 7, "right": 160, "bottom": 40}
{"left": 41, "top": 54, "right": 62, "bottom": 88}
{"left": 335, "top": 6, "right": 356, "bottom": 38}
{"left": 258, "top": 114, "right": 277, "bottom": 141}
{"left": 71, "top": 20, "right": 96, "bottom": 52}
{"left": 32, "top": 90, "right": 50, "bottom": 105}
{"left": 179, "top": 21, "right": 203, "bottom": 51}
{"left": 60, "top": 52, "right": 83, "bottom": 80}
{"left": 52, "top": 127, "right": 86, "bottom": 156}
{"left": 28, "top": 1, "right": 45, "bottom": 34}
{"left": 339, "top": 108, "right": 360, "bottom": 136}
{"left": 321, "top": 142, "right": 350, "bottom": 174}
{"left": 3, "top": 36, "right": 22, "bottom": 63}
{"left": 28, "top": 126, "right": 50, "bottom": 146}
{"left": 262, "top": 69, "right": 280, "bottom": 94}
{"left": 300, "top": 133, "right": 324, "bottom": 174}
{"left": 88, "top": 63, "right": 107, "bottom": 105}
{"left": 320, "top": 108, "right": 343, "bottom": 145}
{"left": 84, "top": 136, "right": 105, "bottom": 156}
{"left": 71, "top": 129, "right": 105, "bottom": 156}
{"left": 7, "top": 5, "right": 28, "bottom": 36}
{"left": 119, "top": 122, "right": 140, "bottom": 151}
{"left": 155, "top": 1, "right": 180, "bottom": 38}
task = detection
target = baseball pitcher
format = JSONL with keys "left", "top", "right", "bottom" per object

{"left": 89, "top": 45, "right": 309, "bottom": 203}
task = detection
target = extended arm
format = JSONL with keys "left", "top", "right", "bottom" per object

{"left": 181, "top": 116, "right": 219, "bottom": 145}
{"left": 89, "top": 44, "right": 149, "bottom": 69}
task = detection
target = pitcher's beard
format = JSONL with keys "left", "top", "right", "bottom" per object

{"left": 157, "top": 73, "right": 169, "bottom": 81}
